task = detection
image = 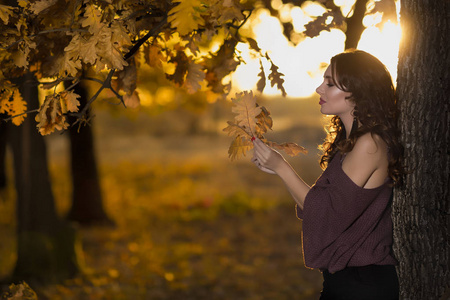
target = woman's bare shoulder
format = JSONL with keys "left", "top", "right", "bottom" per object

{"left": 352, "top": 132, "right": 388, "bottom": 157}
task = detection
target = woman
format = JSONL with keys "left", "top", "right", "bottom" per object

{"left": 251, "top": 49, "right": 403, "bottom": 299}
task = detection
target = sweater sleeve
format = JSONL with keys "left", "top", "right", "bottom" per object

{"left": 297, "top": 157, "right": 392, "bottom": 272}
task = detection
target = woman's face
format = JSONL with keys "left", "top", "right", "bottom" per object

{"left": 315, "top": 65, "right": 354, "bottom": 117}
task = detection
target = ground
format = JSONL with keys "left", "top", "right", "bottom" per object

{"left": 0, "top": 96, "right": 326, "bottom": 299}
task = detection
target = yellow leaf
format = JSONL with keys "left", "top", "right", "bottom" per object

{"left": 231, "top": 90, "right": 261, "bottom": 136}
{"left": 112, "top": 57, "right": 137, "bottom": 94}
{"left": 60, "top": 52, "right": 82, "bottom": 76}
{"left": 5, "top": 282, "right": 37, "bottom": 300}
{"left": 183, "top": 62, "right": 205, "bottom": 94}
{"left": 29, "top": 0, "right": 57, "bottom": 15}
{"left": 96, "top": 26, "right": 128, "bottom": 70}
{"left": 123, "top": 90, "right": 140, "bottom": 109}
{"left": 35, "top": 94, "right": 68, "bottom": 135}
{"left": 60, "top": 90, "right": 80, "bottom": 113}
{"left": 144, "top": 44, "right": 166, "bottom": 69}
{"left": 269, "top": 141, "right": 308, "bottom": 157}
{"left": 80, "top": 35, "right": 98, "bottom": 65}
{"left": 222, "top": 121, "right": 250, "bottom": 138}
{"left": 64, "top": 33, "right": 83, "bottom": 61}
{"left": 11, "top": 90, "right": 27, "bottom": 125}
{"left": 255, "top": 106, "right": 273, "bottom": 135}
{"left": 168, "top": 0, "right": 205, "bottom": 36}
{"left": 111, "top": 21, "right": 131, "bottom": 52}
{"left": 228, "top": 135, "right": 253, "bottom": 161}
{"left": 268, "top": 60, "right": 286, "bottom": 97}
{"left": 224, "top": 90, "right": 306, "bottom": 161}
{"left": 82, "top": 4, "right": 103, "bottom": 34}
{"left": 0, "top": 5, "right": 13, "bottom": 24}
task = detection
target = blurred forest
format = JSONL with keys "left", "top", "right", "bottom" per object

{"left": 0, "top": 92, "right": 327, "bottom": 299}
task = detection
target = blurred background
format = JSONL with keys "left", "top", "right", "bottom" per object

{"left": 0, "top": 0, "right": 401, "bottom": 299}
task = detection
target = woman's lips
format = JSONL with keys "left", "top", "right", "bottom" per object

{"left": 319, "top": 98, "right": 326, "bottom": 105}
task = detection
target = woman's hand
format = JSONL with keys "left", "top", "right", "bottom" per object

{"left": 251, "top": 137, "right": 286, "bottom": 175}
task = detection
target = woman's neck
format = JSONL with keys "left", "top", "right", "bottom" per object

{"left": 340, "top": 114, "right": 355, "bottom": 139}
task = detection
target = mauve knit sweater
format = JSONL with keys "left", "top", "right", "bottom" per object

{"left": 296, "top": 153, "right": 397, "bottom": 273}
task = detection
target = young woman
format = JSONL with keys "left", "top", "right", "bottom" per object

{"left": 251, "top": 50, "right": 403, "bottom": 299}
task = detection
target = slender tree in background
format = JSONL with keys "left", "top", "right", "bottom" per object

{"left": 65, "top": 78, "right": 113, "bottom": 226}
{"left": 394, "top": 0, "right": 450, "bottom": 298}
{"left": 8, "top": 73, "right": 80, "bottom": 282}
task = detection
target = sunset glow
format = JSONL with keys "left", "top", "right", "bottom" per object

{"left": 231, "top": 1, "right": 401, "bottom": 98}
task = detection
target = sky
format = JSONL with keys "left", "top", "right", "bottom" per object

{"left": 230, "top": 0, "right": 401, "bottom": 98}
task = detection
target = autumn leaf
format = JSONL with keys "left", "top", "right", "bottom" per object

{"left": 10, "top": 89, "right": 27, "bottom": 125}
{"left": 255, "top": 106, "right": 272, "bottom": 135}
{"left": 35, "top": 94, "right": 68, "bottom": 135}
{"left": 228, "top": 136, "right": 253, "bottom": 161}
{"left": 82, "top": 4, "right": 103, "bottom": 35}
{"left": 166, "top": 50, "right": 189, "bottom": 85}
{"left": 231, "top": 90, "right": 261, "bottom": 137}
{"left": 60, "top": 90, "right": 80, "bottom": 113}
{"left": 95, "top": 26, "right": 129, "bottom": 71}
{"left": 224, "top": 90, "right": 307, "bottom": 160}
{"left": 29, "top": 0, "right": 57, "bottom": 15}
{"left": 144, "top": 43, "right": 166, "bottom": 69}
{"left": 183, "top": 62, "right": 205, "bottom": 94}
{"left": 223, "top": 121, "right": 251, "bottom": 138}
{"left": 168, "top": 0, "right": 206, "bottom": 36}
{"left": 256, "top": 59, "right": 266, "bottom": 93}
{"left": 4, "top": 282, "right": 37, "bottom": 300}
{"left": 267, "top": 58, "right": 286, "bottom": 97}
{"left": 123, "top": 90, "right": 140, "bottom": 109}
{"left": 268, "top": 141, "right": 307, "bottom": 157}
{"left": 368, "top": 0, "right": 398, "bottom": 25}
{"left": 0, "top": 5, "right": 14, "bottom": 24}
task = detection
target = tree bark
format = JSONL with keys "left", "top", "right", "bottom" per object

{"left": 0, "top": 118, "right": 7, "bottom": 189}
{"left": 9, "top": 73, "right": 81, "bottom": 283}
{"left": 394, "top": 1, "right": 450, "bottom": 299}
{"left": 66, "top": 81, "right": 113, "bottom": 226}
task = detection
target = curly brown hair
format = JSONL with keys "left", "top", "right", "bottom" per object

{"left": 319, "top": 49, "right": 404, "bottom": 185}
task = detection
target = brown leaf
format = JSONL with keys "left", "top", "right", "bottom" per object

{"left": 268, "top": 61, "right": 286, "bottom": 97}
{"left": 231, "top": 90, "right": 261, "bottom": 136}
{"left": 268, "top": 141, "right": 307, "bottom": 157}
{"left": 256, "top": 60, "right": 266, "bottom": 93}
{"left": 228, "top": 135, "right": 253, "bottom": 161}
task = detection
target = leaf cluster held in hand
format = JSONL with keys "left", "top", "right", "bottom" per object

{"left": 223, "top": 91, "right": 307, "bottom": 160}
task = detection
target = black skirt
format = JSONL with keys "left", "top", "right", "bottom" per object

{"left": 320, "top": 265, "right": 399, "bottom": 300}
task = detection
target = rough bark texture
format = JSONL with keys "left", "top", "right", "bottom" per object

{"left": 0, "top": 119, "right": 7, "bottom": 189}
{"left": 66, "top": 81, "right": 113, "bottom": 226}
{"left": 394, "top": 1, "right": 450, "bottom": 299}
{"left": 9, "top": 74, "right": 81, "bottom": 282}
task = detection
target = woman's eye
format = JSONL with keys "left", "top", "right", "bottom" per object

{"left": 326, "top": 83, "right": 334, "bottom": 87}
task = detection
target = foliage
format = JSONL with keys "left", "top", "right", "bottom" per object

{"left": 224, "top": 90, "right": 307, "bottom": 160}
{"left": 0, "top": 0, "right": 269, "bottom": 134}
{"left": 262, "top": 0, "right": 398, "bottom": 44}
{"left": 1, "top": 282, "right": 37, "bottom": 300}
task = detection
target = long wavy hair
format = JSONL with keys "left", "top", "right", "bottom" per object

{"left": 319, "top": 49, "right": 404, "bottom": 185}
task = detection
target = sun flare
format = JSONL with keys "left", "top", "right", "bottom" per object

{"left": 231, "top": 1, "right": 401, "bottom": 98}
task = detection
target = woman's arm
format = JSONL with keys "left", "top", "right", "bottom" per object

{"left": 252, "top": 138, "right": 310, "bottom": 209}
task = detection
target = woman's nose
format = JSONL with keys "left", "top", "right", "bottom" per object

{"left": 315, "top": 83, "right": 323, "bottom": 94}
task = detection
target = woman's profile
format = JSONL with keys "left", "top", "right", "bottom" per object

{"left": 251, "top": 49, "right": 403, "bottom": 299}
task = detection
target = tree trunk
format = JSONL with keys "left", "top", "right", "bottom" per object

{"left": 0, "top": 118, "right": 7, "bottom": 190}
{"left": 9, "top": 74, "right": 82, "bottom": 283}
{"left": 344, "top": 0, "right": 368, "bottom": 50}
{"left": 394, "top": 1, "right": 450, "bottom": 299}
{"left": 66, "top": 81, "right": 113, "bottom": 226}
